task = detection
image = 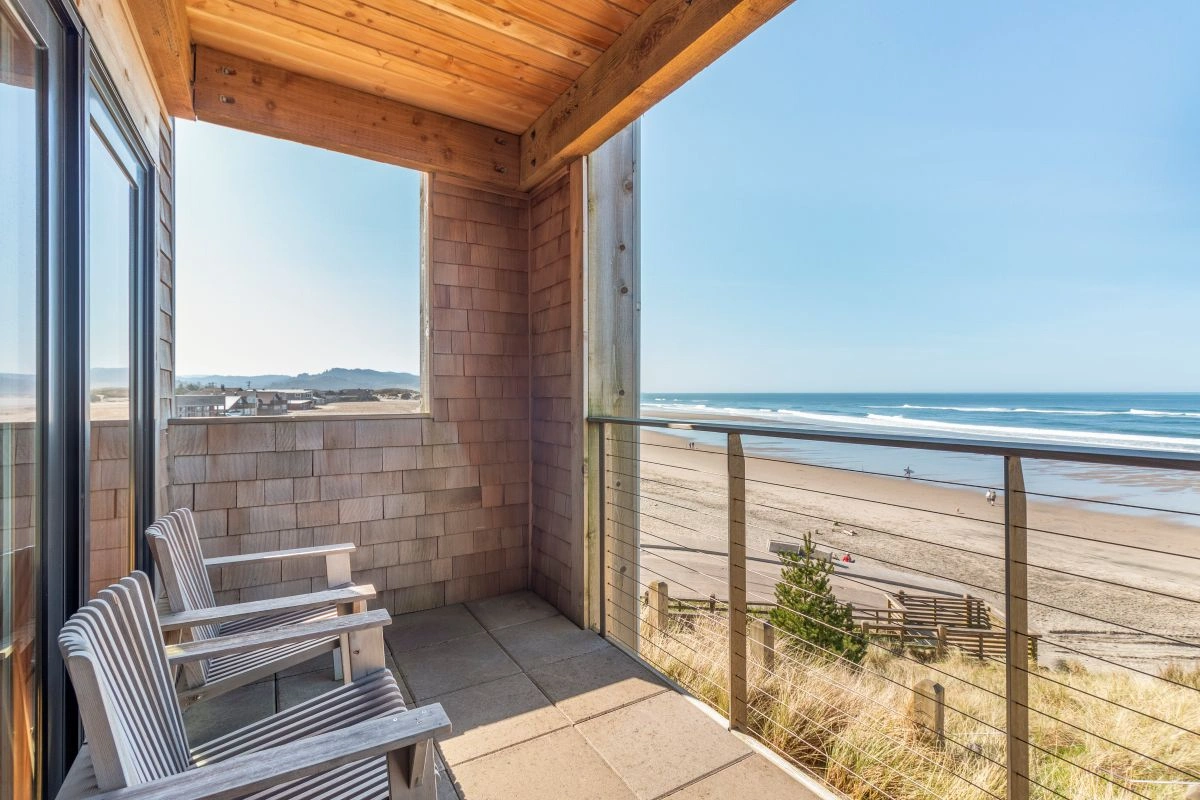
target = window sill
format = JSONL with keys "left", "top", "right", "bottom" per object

{"left": 167, "top": 411, "right": 432, "bottom": 425}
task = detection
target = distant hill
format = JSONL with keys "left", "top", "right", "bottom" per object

{"left": 0, "top": 373, "right": 35, "bottom": 396}
{"left": 179, "top": 368, "right": 420, "bottom": 392}
{"left": 3, "top": 368, "right": 128, "bottom": 394}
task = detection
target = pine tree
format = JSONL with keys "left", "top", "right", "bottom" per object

{"left": 769, "top": 532, "right": 866, "bottom": 664}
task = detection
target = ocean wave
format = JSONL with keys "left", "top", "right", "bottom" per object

{"left": 640, "top": 402, "right": 1200, "bottom": 453}
{"left": 1129, "top": 409, "right": 1200, "bottom": 418}
{"left": 859, "top": 413, "right": 1200, "bottom": 452}
{"left": 866, "top": 404, "right": 1200, "bottom": 418}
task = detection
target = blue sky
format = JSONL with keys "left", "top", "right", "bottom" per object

{"left": 175, "top": 122, "right": 422, "bottom": 376}
{"left": 642, "top": 1, "right": 1200, "bottom": 392}
{"left": 174, "top": 2, "right": 1200, "bottom": 390}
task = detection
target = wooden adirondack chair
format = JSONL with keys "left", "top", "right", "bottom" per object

{"left": 56, "top": 572, "right": 450, "bottom": 800}
{"left": 147, "top": 508, "right": 374, "bottom": 703}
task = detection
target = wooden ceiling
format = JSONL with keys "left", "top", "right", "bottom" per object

{"left": 184, "top": 0, "right": 655, "bottom": 134}
{"left": 129, "top": 0, "right": 792, "bottom": 190}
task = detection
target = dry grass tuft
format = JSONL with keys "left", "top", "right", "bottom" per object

{"left": 640, "top": 615, "right": 1200, "bottom": 800}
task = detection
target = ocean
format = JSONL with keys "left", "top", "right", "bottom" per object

{"left": 640, "top": 393, "right": 1200, "bottom": 520}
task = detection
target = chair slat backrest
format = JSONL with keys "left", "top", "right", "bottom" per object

{"left": 145, "top": 509, "right": 220, "bottom": 686}
{"left": 58, "top": 572, "right": 192, "bottom": 791}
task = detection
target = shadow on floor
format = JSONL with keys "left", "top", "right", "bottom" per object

{"left": 183, "top": 591, "right": 820, "bottom": 800}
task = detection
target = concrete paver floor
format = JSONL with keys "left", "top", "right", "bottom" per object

{"left": 183, "top": 591, "right": 822, "bottom": 800}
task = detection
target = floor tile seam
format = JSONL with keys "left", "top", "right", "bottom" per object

{"left": 447, "top": 720, "right": 581, "bottom": 769}
{"left": 572, "top": 691, "right": 756, "bottom": 800}
{"left": 650, "top": 753, "right": 757, "bottom": 800}
{"left": 383, "top": 636, "right": 422, "bottom": 709}
{"left": 385, "top": 627, "right": 483, "bottom": 658}
{"left": 488, "top": 627, "right": 613, "bottom": 676}
{"left": 469, "top": 605, "right": 560, "bottom": 634}
{"left": 566, "top": 686, "right": 673, "bottom": 726}
{"left": 464, "top": 602, "right": 559, "bottom": 710}
{"left": 421, "top": 669, "right": 552, "bottom": 708}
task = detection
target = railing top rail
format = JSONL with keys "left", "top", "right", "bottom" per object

{"left": 588, "top": 415, "right": 1200, "bottom": 472}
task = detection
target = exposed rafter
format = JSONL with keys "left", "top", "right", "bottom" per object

{"left": 192, "top": 47, "right": 520, "bottom": 189}
{"left": 519, "top": 0, "right": 793, "bottom": 190}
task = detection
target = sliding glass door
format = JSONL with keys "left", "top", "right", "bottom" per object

{"left": 84, "top": 78, "right": 141, "bottom": 596}
{"left": 2, "top": 3, "right": 154, "bottom": 794}
{"left": 0, "top": 5, "right": 42, "bottom": 799}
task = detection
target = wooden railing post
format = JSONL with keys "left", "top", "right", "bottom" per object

{"left": 648, "top": 580, "right": 668, "bottom": 635}
{"left": 597, "top": 421, "right": 607, "bottom": 639}
{"left": 750, "top": 617, "right": 774, "bottom": 673}
{"left": 1005, "top": 455, "right": 1031, "bottom": 800}
{"left": 728, "top": 433, "right": 748, "bottom": 731}
{"left": 608, "top": 424, "right": 640, "bottom": 655}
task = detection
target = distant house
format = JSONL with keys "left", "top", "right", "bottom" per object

{"left": 273, "top": 388, "right": 317, "bottom": 411}
{"left": 175, "top": 394, "right": 226, "bottom": 418}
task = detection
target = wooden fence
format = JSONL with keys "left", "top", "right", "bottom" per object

{"left": 665, "top": 588, "right": 1038, "bottom": 662}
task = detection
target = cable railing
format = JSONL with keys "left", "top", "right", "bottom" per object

{"left": 591, "top": 415, "right": 1200, "bottom": 800}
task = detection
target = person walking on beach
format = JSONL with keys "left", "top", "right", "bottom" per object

{"left": 985, "top": 488, "right": 997, "bottom": 506}
{"left": 903, "top": 466, "right": 914, "bottom": 479}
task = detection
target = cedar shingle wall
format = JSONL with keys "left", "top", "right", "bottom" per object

{"left": 529, "top": 172, "right": 581, "bottom": 622}
{"left": 157, "top": 123, "right": 175, "bottom": 515}
{"left": 164, "top": 176, "right": 532, "bottom": 614}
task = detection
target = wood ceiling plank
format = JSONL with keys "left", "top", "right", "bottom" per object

{"left": 187, "top": 2, "right": 535, "bottom": 131}
{"left": 228, "top": 0, "right": 559, "bottom": 107}
{"left": 313, "top": 0, "right": 572, "bottom": 96}
{"left": 520, "top": 0, "right": 794, "bottom": 188}
{"left": 604, "top": 0, "right": 656, "bottom": 16}
{"left": 125, "top": 0, "right": 195, "bottom": 116}
{"left": 191, "top": 46, "right": 519, "bottom": 188}
{"left": 332, "top": 0, "right": 585, "bottom": 82}
{"left": 187, "top": 19, "right": 532, "bottom": 132}
{"left": 468, "top": 0, "right": 626, "bottom": 48}
{"left": 540, "top": 0, "right": 639, "bottom": 35}
{"left": 413, "top": 0, "right": 601, "bottom": 66}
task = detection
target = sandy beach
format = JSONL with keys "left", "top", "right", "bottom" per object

{"left": 618, "top": 428, "right": 1200, "bottom": 671}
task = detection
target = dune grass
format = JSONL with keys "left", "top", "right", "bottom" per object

{"left": 640, "top": 615, "right": 1200, "bottom": 799}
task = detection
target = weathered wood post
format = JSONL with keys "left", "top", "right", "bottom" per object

{"left": 936, "top": 624, "right": 947, "bottom": 660}
{"left": 912, "top": 679, "right": 946, "bottom": 749}
{"left": 587, "top": 125, "right": 640, "bottom": 652}
{"left": 728, "top": 433, "right": 748, "bottom": 731}
{"left": 1004, "top": 456, "right": 1031, "bottom": 800}
{"left": 749, "top": 617, "right": 775, "bottom": 673}
{"left": 648, "top": 580, "right": 669, "bottom": 636}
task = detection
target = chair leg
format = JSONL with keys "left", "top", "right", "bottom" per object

{"left": 387, "top": 740, "right": 435, "bottom": 799}
{"left": 337, "top": 635, "right": 353, "bottom": 684}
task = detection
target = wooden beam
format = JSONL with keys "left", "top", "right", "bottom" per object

{"left": 587, "top": 126, "right": 640, "bottom": 649}
{"left": 519, "top": 0, "right": 793, "bottom": 189}
{"left": 126, "top": 0, "right": 195, "bottom": 117}
{"left": 193, "top": 47, "right": 520, "bottom": 189}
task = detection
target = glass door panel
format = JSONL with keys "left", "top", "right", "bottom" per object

{"left": 85, "top": 116, "right": 137, "bottom": 596}
{"left": 0, "top": 4, "right": 41, "bottom": 799}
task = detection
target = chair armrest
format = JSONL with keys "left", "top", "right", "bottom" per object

{"left": 88, "top": 705, "right": 451, "bottom": 800}
{"left": 203, "top": 542, "right": 354, "bottom": 568}
{"left": 158, "top": 585, "right": 376, "bottom": 632}
{"left": 165, "top": 609, "right": 390, "bottom": 665}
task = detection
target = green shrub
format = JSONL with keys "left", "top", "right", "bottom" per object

{"left": 770, "top": 531, "right": 866, "bottom": 665}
